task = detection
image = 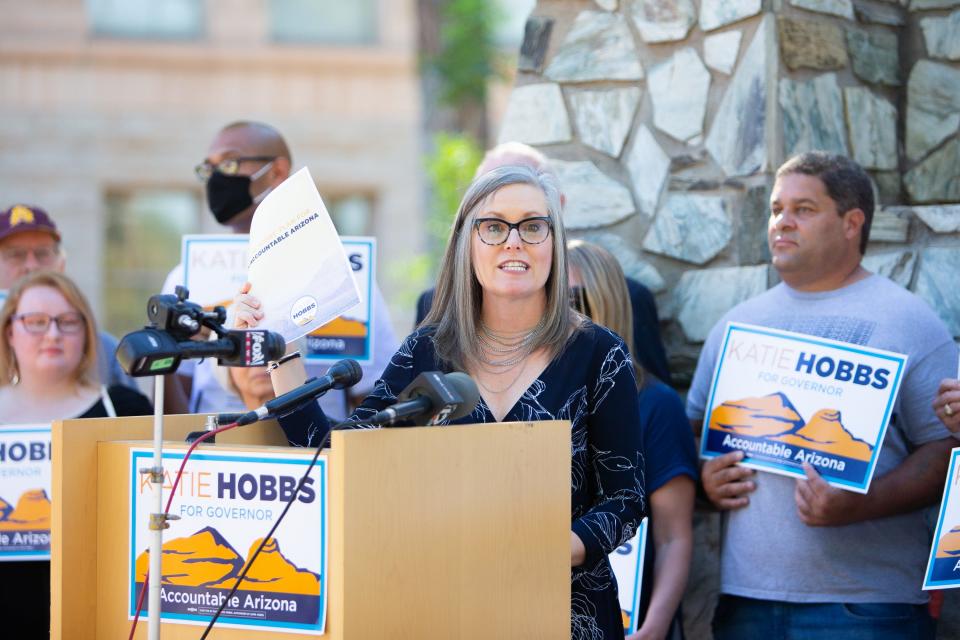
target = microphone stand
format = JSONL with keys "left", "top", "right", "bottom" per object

{"left": 141, "top": 374, "right": 176, "bottom": 640}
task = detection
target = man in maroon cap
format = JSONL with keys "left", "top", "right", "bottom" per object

{"left": 0, "top": 203, "right": 136, "bottom": 390}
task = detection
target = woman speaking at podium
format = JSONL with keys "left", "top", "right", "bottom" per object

{"left": 0, "top": 271, "right": 152, "bottom": 633}
{"left": 236, "top": 165, "right": 646, "bottom": 639}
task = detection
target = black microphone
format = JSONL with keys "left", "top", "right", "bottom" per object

{"left": 116, "top": 327, "right": 286, "bottom": 376}
{"left": 368, "top": 371, "right": 480, "bottom": 427}
{"left": 236, "top": 359, "right": 363, "bottom": 426}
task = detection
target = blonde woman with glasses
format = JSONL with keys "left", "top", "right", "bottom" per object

{"left": 568, "top": 240, "right": 696, "bottom": 640}
{"left": 236, "top": 165, "right": 646, "bottom": 639}
{"left": 0, "top": 271, "right": 151, "bottom": 633}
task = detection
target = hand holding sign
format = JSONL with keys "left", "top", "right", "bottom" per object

{"left": 934, "top": 379, "right": 960, "bottom": 433}
{"left": 794, "top": 463, "right": 866, "bottom": 527}
{"left": 702, "top": 450, "right": 756, "bottom": 510}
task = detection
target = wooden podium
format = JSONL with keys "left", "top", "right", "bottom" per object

{"left": 51, "top": 415, "right": 571, "bottom": 639}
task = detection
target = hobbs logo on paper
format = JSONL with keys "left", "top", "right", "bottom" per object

{"left": 291, "top": 296, "right": 318, "bottom": 327}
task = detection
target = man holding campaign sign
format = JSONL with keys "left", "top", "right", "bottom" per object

{"left": 688, "top": 152, "right": 959, "bottom": 639}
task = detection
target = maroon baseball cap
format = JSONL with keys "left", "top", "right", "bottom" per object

{"left": 0, "top": 204, "right": 61, "bottom": 242}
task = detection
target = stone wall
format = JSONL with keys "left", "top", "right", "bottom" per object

{"left": 502, "top": 0, "right": 959, "bottom": 637}
{"left": 505, "top": 0, "right": 960, "bottom": 385}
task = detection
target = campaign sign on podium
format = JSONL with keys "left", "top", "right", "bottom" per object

{"left": 128, "top": 448, "right": 328, "bottom": 635}
{"left": 0, "top": 424, "right": 51, "bottom": 561}
{"left": 610, "top": 518, "right": 648, "bottom": 634}
{"left": 700, "top": 322, "right": 907, "bottom": 493}
{"left": 924, "top": 447, "right": 960, "bottom": 590}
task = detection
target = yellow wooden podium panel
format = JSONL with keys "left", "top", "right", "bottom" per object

{"left": 330, "top": 421, "right": 570, "bottom": 639}
{"left": 52, "top": 416, "right": 570, "bottom": 639}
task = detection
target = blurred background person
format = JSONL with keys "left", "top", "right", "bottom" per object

{"left": 0, "top": 204, "right": 135, "bottom": 392}
{"left": 0, "top": 270, "right": 151, "bottom": 634}
{"left": 568, "top": 239, "right": 696, "bottom": 640}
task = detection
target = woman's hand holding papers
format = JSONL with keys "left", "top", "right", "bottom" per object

{"left": 233, "top": 282, "right": 264, "bottom": 329}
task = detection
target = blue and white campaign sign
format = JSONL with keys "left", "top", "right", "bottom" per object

{"left": 128, "top": 448, "right": 328, "bottom": 635}
{"left": 609, "top": 518, "right": 648, "bottom": 634}
{"left": 924, "top": 447, "right": 960, "bottom": 590}
{"left": 306, "top": 237, "right": 375, "bottom": 365}
{"left": 700, "top": 322, "right": 907, "bottom": 493}
{"left": 0, "top": 424, "right": 51, "bottom": 562}
{"left": 182, "top": 234, "right": 249, "bottom": 309}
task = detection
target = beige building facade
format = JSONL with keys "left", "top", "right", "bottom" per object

{"left": 0, "top": 0, "right": 423, "bottom": 334}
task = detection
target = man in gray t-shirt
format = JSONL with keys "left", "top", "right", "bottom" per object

{"left": 687, "top": 153, "right": 958, "bottom": 639}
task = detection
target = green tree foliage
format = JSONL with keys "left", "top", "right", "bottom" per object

{"left": 425, "top": 131, "right": 482, "bottom": 257}
{"left": 431, "top": 0, "right": 504, "bottom": 108}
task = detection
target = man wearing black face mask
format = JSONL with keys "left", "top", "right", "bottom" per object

{"left": 160, "top": 121, "right": 292, "bottom": 412}
{"left": 160, "top": 121, "right": 398, "bottom": 417}
{"left": 197, "top": 121, "right": 292, "bottom": 233}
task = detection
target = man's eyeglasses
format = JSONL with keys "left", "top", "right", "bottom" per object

{"left": 474, "top": 217, "right": 553, "bottom": 245}
{"left": 194, "top": 156, "right": 275, "bottom": 182}
{"left": 0, "top": 246, "right": 61, "bottom": 267}
{"left": 12, "top": 312, "right": 86, "bottom": 335}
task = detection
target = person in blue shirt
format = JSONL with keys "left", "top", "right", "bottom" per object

{"left": 568, "top": 239, "right": 697, "bottom": 640}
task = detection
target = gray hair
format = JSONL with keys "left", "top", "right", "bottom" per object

{"left": 423, "top": 164, "right": 577, "bottom": 372}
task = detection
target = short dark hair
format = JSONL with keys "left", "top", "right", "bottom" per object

{"left": 776, "top": 152, "right": 874, "bottom": 254}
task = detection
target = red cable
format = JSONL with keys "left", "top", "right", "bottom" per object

{"left": 127, "top": 421, "right": 239, "bottom": 640}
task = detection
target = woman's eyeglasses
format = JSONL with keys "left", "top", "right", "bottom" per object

{"left": 474, "top": 217, "right": 552, "bottom": 245}
{"left": 12, "top": 312, "right": 86, "bottom": 335}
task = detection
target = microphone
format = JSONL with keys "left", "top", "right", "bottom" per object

{"left": 368, "top": 371, "right": 480, "bottom": 427}
{"left": 236, "top": 359, "right": 363, "bottom": 426}
{"left": 116, "top": 327, "right": 286, "bottom": 376}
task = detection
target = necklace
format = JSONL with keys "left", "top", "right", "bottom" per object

{"left": 474, "top": 356, "right": 530, "bottom": 395}
{"left": 476, "top": 317, "right": 546, "bottom": 368}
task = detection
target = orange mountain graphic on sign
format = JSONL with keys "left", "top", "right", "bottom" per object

{"left": 210, "top": 537, "right": 320, "bottom": 593}
{"left": 135, "top": 527, "right": 318, "bottom": 595}
{"left": 0, "top": 489, "right": 51, "bottom": 531}
{"left": 311, "top": 316, "right": 367, "bottom": 338}
{"left": 135, "top": 526, "right": 242, "bottom": 587}
{"left": 775, "top": 409, "right": 873, "bottom": 460}
{"left": 709, "top": 393, "right": 873, "bottom": 462}
{"left": 937, "top": 525, "right": 960, "bottom": 560}
{"left": 709, "top": 392, "right": 804, "bottom": 437}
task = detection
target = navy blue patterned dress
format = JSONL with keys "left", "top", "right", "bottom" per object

{"left": 280, "top": 321, "right": 646, "bottom": 639}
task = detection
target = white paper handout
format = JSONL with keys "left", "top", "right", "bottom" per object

{"left": 247, "top": 167, "right": 360, "bottom": 343}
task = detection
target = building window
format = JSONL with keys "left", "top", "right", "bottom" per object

{"left": 268, "top": 0, "right": 378, "bottom": 44}
{"left": 103, "top": 189, "right": 203, "bottom": 336}
{"left": 87, "top": 0, "right": 204, "bottom": 40}
{"left": 328, "top": 194, "right": 375, "bottom": 237}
